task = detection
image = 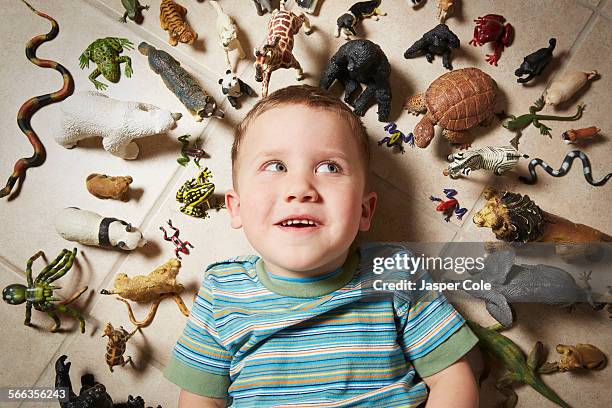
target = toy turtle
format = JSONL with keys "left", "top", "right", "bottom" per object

{"left": 404, "top": 67, "right": 497, "bottom": 148}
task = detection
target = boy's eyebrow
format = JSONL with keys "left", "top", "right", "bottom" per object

{"left": 253, "top": 149, "right": 352, "bottom": 162}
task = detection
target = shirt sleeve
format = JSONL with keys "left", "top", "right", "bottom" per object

{"left": 164, "top": 273, "right": 233, "bottom": 398}
{"left": 394, "top": 269, "right": 478, "bottom": 378}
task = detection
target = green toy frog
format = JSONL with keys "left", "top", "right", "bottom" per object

{"left": 176, "top": 167, "right": 223, "bottom": 219}
{"left": 79, "top": 37, "right": 134, "bottom": 90}
{"left": 120, "top": 0, "right": 150, "bottom": 23}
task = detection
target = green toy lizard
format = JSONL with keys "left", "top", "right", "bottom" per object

{"left": 467, "top": 320, "right": 571, "bottom": 408}
{"left": 500, "top": 96, "right": 585, "bottom": 149}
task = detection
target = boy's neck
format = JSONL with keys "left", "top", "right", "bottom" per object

{"left": 263, "top": 249, "right": 350, "bottom": 279}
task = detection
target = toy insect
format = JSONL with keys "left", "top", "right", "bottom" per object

{"left": 0, "top": 0, "right": 75, "bottom": 199}
{"left": 103, "top": 322, "right": 138, "bottom": 372}
{"left": 79, "top": 38, "right": 134, "bottom": 90}
{"left": 177, "top": 134, "right": 206, "bottom": 166}
{"left": 160, "top": 219, "right": 194, "bottom": 259}
{"left": 176, "top": 166, "right": 223, "bottom": 219}
{"left": 444, "top": 145, "right": 528, "bottom": 179}
{"left": 378, "top": 122, "right": 414, "bottom": 153}
{"left": 2, "top": 248, "right": 87, "bottom": 333}
{"left": 254, "top": 0, "right": 313, "bottom": 97}
{"left": 545, "top": 70, "right": 598, "bottom": 106}
{"left": 119, "top": 0, "right": 149, "bottom": 23}
{"left": 519, "top": 150, "right": 612, "bottom": 187}
{"left": 437, "top": 0, "right": 454, "bottom": 23}
{"left": 429, "top": 189, "right": 467, "bottom": 222}
{"left": 404, "top": 23, "right": 460, "bottom": 70}
{"left": 160, "top": 0, "right": 197, "bottom": 46}
{"left": 469, "top": 14, "right": 513, "bottom": 66}
{"left": 335, "top": 1, "right": 386, "bottom": 41}
{"left": 100, "top": 258, "right": 189, "bottom": 327}
{"left": 539, "top": 343, "right": 607, "bottom": 374}
{"left": 515, "top": 38, "right": 556, "bottom": 84}
{"left": 562, "top": 126, "right": 601, "bottom": 144}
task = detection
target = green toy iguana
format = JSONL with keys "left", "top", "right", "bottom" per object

{"left": 467, "top": 320, "right": 571, "bottom": 408}
{"left": 500, "top": 96, "right": 585, "bottom": 149}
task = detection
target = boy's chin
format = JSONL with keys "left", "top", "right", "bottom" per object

{"left": 268, "top": 247, "right": 347, "bottom": 275}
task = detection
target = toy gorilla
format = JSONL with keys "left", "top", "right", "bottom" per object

{"left": 320, "top": 39, "right": 391, "bottom": 122}
{"left": 403, "top": 24, "right": 460, "bottom": 70}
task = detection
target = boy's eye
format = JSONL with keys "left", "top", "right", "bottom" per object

{"left": 263, "top": 161, "right": 286, "bottom": 172}
{"left": 316, "top": 162, "right": 341, "bottom": 174}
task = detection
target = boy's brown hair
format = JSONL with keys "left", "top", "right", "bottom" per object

{"left": 231, "top": 85, "right": 370, "bottom": 187}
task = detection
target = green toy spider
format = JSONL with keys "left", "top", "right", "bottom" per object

{"left": 2, "top": 248, "right": 87, "bottom": 333}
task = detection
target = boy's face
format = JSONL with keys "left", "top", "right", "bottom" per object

{"left": 226, "top": 104, "right": 377, "bottom": 276}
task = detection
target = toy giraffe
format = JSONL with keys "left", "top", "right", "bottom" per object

{"left": 254, "top": 0, "right": 313, "bottom": 97}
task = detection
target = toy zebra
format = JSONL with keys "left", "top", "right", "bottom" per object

{"left": 445, "top": 145, "right": 528, "bottom": 179}
{"left": 519, "top": 150, "right": 612, "bottom": 187}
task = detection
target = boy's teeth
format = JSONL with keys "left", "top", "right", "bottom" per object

{"left": 282, "top": 219, "right": 316, "bottom": 226}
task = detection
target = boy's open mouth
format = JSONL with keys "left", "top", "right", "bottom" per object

{"left": 276, "top": 217, "right": 321, "bottom": 228}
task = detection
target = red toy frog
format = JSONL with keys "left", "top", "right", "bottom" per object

{"left": 430, "top": 188, "right": 467, "bottom": 222}
{"left": 469, "top": 14, "right": 513, "bottom": 66}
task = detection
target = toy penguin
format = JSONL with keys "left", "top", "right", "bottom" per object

{"left": 218, "top": 69, "right": 255, "bottom": 109}
{"left": 335, "top": 0, "right": 386, "bottom": 40}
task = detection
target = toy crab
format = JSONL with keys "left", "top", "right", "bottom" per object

{"left": 378, "top": 122, "right": 414, "bottom": 153}
{"left": 100, "top": 258, "right": 189, "bottom": 327}
{"left": 2, "top": 248, "right": 87, "bottom": 333}
{"left": 176, "top": 166, "right": 224, "bottom": 219}
{"left": 160, "top": 219, "right": 194, "bottom": 259}
{"left": 469, "top": 14, "right": 513, "bottom": 66}
{"left": 430, "top": 189, "right": 467, "bottom": 222}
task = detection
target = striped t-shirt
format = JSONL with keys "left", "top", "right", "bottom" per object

{"left": 164, "top": 243, "right": 478, "bottom": 407}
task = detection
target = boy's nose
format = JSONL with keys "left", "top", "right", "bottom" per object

{"left": 284, "top": 179, "right": 319, "bottom": 202}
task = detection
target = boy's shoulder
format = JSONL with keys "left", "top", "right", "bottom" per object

{"left": 205, "top": 255, "right": 260, "bottom": 279}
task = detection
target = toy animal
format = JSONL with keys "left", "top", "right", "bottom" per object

{"left": 253, "top": 0, "right": 274, "bottom": 16}
{"left": 176, "top": 167, "right": 223, "bottom": 219}
{"left": 501, "top": 96, "right": 585, "bottom": 148}
{"left": 160, "top": 219, "right": 193, "bottom": 259}
{"left": 218, "top": 69, "right": 255, "bottom": 109}
{"left": 403, "top": 23, "right": 460, "bottom": 70}
{"left": 0, "top": 0, "right": 75, "bottom": 200}
{"left": 210, "top": 1, "right": 245, "bottom": 68}
{"left": 177, "top": 134, "right": 206, "bottom": 166}
{"left": 456, "top": 250, "right": 594, "bottom": 328}
{"left": 139, "top": 42, "right": 224, "bottom": 120}
{"left": 335, "top": 0, "right": 386, "bottom": 41}
{"left": 103, "top": 323, "right": 138, "bottom": 372}
{"left": 429, "top": 188, "right": 467, "bottom": 222}
{"left": 100, "top": 258, "right": 189, "bottom": 327}
{"left": 159, "top": 0, "right": 197, "bottom": 46}
{"left": 254, "top": 0, "right": 313, "bottom": 97}
{"left": 467, "top": 321, "right": 571, "bottom": 408}
{"left": 55, "top": 207, "right": 147, "bottom": 251}
{"left": 519, "top": 150, "right": 612, "bottom": 187}
{"left": 59, "top": 91, "right": 182, "bottom": 159}
{"left": 469, "top": 14, "right": 513, "bottom": 66}
{"left": 79, "top": 37, "right": 134, "bottom": 90}
{"left": 437, "top": 0, "right": 454, "bottom": 23}
{"left": 55, "top": 355, "right": 161, "bottom": 408}
{"left": 86, "top": 174, "right": 133, "bottom": 200}
{"left": 545, "top": 70, "right": 598, "bottom": 106}
{"left": 378, "top": 122, "right": 414, "bottom": 153}
{"left": 444, "top": 145, "right": 527, "bottom": 179}
{"left": 540, "top": 343, "right": 607, "bottom": 374}
{"left": 2, "top": 248, "right": 86, "bottom": 333}
{"left": 561, "top": 126, "right": 600, "bottom": 144}
{"left": 405, "top": 67, "right": 497, "bottom": 148}
{"left": 320, "top": 39, "right": 391, "bottom": 122}
{"left": 473, "top": 187, "right": 612, "bottom": 246}
{"left": 295, "top": 0, "right": 320, "bottom": 14}
{"left": 515, "top": 38, "right": 556, "bottom": 84}
{"left": 120, "top": 0, "right": 149, "bottom": 23}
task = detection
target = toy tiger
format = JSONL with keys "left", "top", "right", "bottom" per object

{"left": 159, "top": 0, "right": 197, "bottom": 46}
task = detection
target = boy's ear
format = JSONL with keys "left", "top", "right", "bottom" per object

{"left": 225, "top": 189, "right": 243, "bottom": 229}
{"left": 359, "top": 191, "right": 377, "bottom": 231}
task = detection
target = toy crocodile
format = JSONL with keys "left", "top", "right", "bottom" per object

{"left": 467, "top": 320, "right": 571, "bottom": 408}
{"left": 500, "top": 96, "right": 585, "bottom": 148}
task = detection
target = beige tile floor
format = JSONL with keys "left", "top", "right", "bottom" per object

{"left": 0, "top": 0, "right": 610, "bottom": 407}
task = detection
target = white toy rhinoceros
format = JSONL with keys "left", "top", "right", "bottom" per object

{"left": 57, "top": 91, "right": 182, "bottom": 159}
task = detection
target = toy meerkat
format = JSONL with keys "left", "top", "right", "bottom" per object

{"left": 335, "top": 1, "right": 386, "bottom": 40}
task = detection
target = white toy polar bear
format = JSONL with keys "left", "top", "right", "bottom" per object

{"left": 55, "top": 207, "right": 147, "bottom": 251}
{"left": 58, "top": 91, "right": 182, "bottom": 160}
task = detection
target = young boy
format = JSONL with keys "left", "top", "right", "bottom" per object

{"left": 164, "top": 85, "right": 479, "bottom": 407}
